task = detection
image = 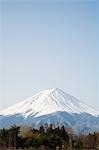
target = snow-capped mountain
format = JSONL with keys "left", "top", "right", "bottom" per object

{"left": 0, "top": 88, "right": 99, "bottom": 133}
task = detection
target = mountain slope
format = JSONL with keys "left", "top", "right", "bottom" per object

{"left": 0, "top": 88, "right": 99, "bottom": 133}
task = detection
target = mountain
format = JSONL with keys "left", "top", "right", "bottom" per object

{"left": 0, "top": 88, "right": 99, "bottom": 134}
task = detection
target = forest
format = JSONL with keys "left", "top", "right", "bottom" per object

{"left": 0, "top": 124, "right": 99, "bottom": 150}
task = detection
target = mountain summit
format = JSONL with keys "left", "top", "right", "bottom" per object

{"left": 0, "top": 88, "right": 99, "bottom": 133}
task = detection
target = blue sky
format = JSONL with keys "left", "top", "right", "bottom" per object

{"left": 0, "top": 0, "right": 99, "bottom": 110}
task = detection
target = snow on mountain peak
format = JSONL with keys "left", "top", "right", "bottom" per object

{"left": 0, "top": 88, "right": 99, "bottom": 133}
{"left": 0, "top": 88, "right": 98, "bottom": 118}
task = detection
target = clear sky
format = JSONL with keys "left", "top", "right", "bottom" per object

{"left": 0, "top": 0, "right": 99, "bottom": 110}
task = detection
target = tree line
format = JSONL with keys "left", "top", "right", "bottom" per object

{"left": 0, "top": 124, "right": 99, "bottom": 150}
